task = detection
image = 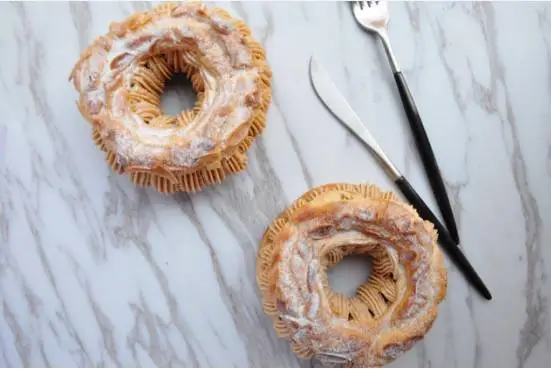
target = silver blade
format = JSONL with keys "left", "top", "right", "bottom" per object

{"left": 308, "top": 56, "right": 401, "bottom": 180}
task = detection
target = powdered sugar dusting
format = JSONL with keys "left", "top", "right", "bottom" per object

{"left": 70, "top": 2, "right": 262, "bottom": 170}
{"left": 172, "top": 138, "right": 216, "bottom": 167}
{"left": 267, "top": 193, "right": 446, "bottom": 367}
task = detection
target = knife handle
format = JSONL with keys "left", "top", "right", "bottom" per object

{"left": 395, "top": 176, "right": 492, "bottom": 300}
{"left": 393, "top": 71, "right": 460, "bottom": 245}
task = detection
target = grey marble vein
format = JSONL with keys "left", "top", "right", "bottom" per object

{"left": 1, "top": 1, "right": 550, "bottom": 368}
{"left": 539, "top": 9, "right": 551, "bottom": 102}
{"left": 271, "top": 86, "right": 314, "bottom": 189}
{"left": 176, "top": 196, "right": 256, "bottom": 366}
{"left": 473, "top": 4, "right": 548, "bottom": 366}
{"left": 68, "top": 2, "right": 92, "bottom": 52}
{"left": 465, "top": 292, "right": 483, "bottom": 367}
{"left": 260, "top": 4, "right": 274, "bottom": 47}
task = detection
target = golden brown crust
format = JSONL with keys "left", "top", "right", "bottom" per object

{"left": 70, "top": 2, "right": 272, "bottom": 193}
{"left": 257, "top": 183, "right": 447, "bottom": 367}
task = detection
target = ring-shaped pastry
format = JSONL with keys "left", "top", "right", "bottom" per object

{"left": 257, "top": 183, "right": 447, "bottom": 367}
{"left": 69, "top": 2, "right": 272, "bottom": 193}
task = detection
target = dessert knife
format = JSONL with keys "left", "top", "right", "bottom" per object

{"left": 308, "top": 56, "right": 491, "bottom": 300}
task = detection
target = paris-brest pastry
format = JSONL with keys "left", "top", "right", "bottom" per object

{"left": 257, "top": 183, "right": 448, "bottom": 367}
{"left": 70, "top": 2, "right": 271, "bottom": 192}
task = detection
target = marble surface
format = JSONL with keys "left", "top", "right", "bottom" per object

{"left": 1, "top": 1, "right": 550, "bottom": 367}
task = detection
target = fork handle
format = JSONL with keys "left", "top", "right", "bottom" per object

{"left": 393, "top": 71, "right": 460, "bottom": 245}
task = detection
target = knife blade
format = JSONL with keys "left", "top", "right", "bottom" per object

{"left": 309, "top": 56, "right": 401, "bottom": 181}
{"left": 308, "top": 55, "right": 492, "bottom": 300}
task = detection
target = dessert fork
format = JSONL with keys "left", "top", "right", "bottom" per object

{"left": 351, "top": 1, "right": 460, "bottom": 245}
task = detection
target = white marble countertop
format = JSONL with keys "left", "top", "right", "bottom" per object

{"left": 1, "top": 1, "right": 550, "bottom": 367}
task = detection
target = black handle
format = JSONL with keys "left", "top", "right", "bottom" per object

{"left": 395, "top": 176, "right": 492, "bottom": 300}
{"left": 394, "top": 71, "right": 460, "bottom": 245}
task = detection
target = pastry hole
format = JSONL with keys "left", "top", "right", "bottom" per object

{"left": 160, "top": 72, "right": 197, "bottom": 116}
{"left": 324, "top": 244, "right": 399, "bottom": 322}
{"left": 327, "top": 254, "right": 372, "bottom": 298}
